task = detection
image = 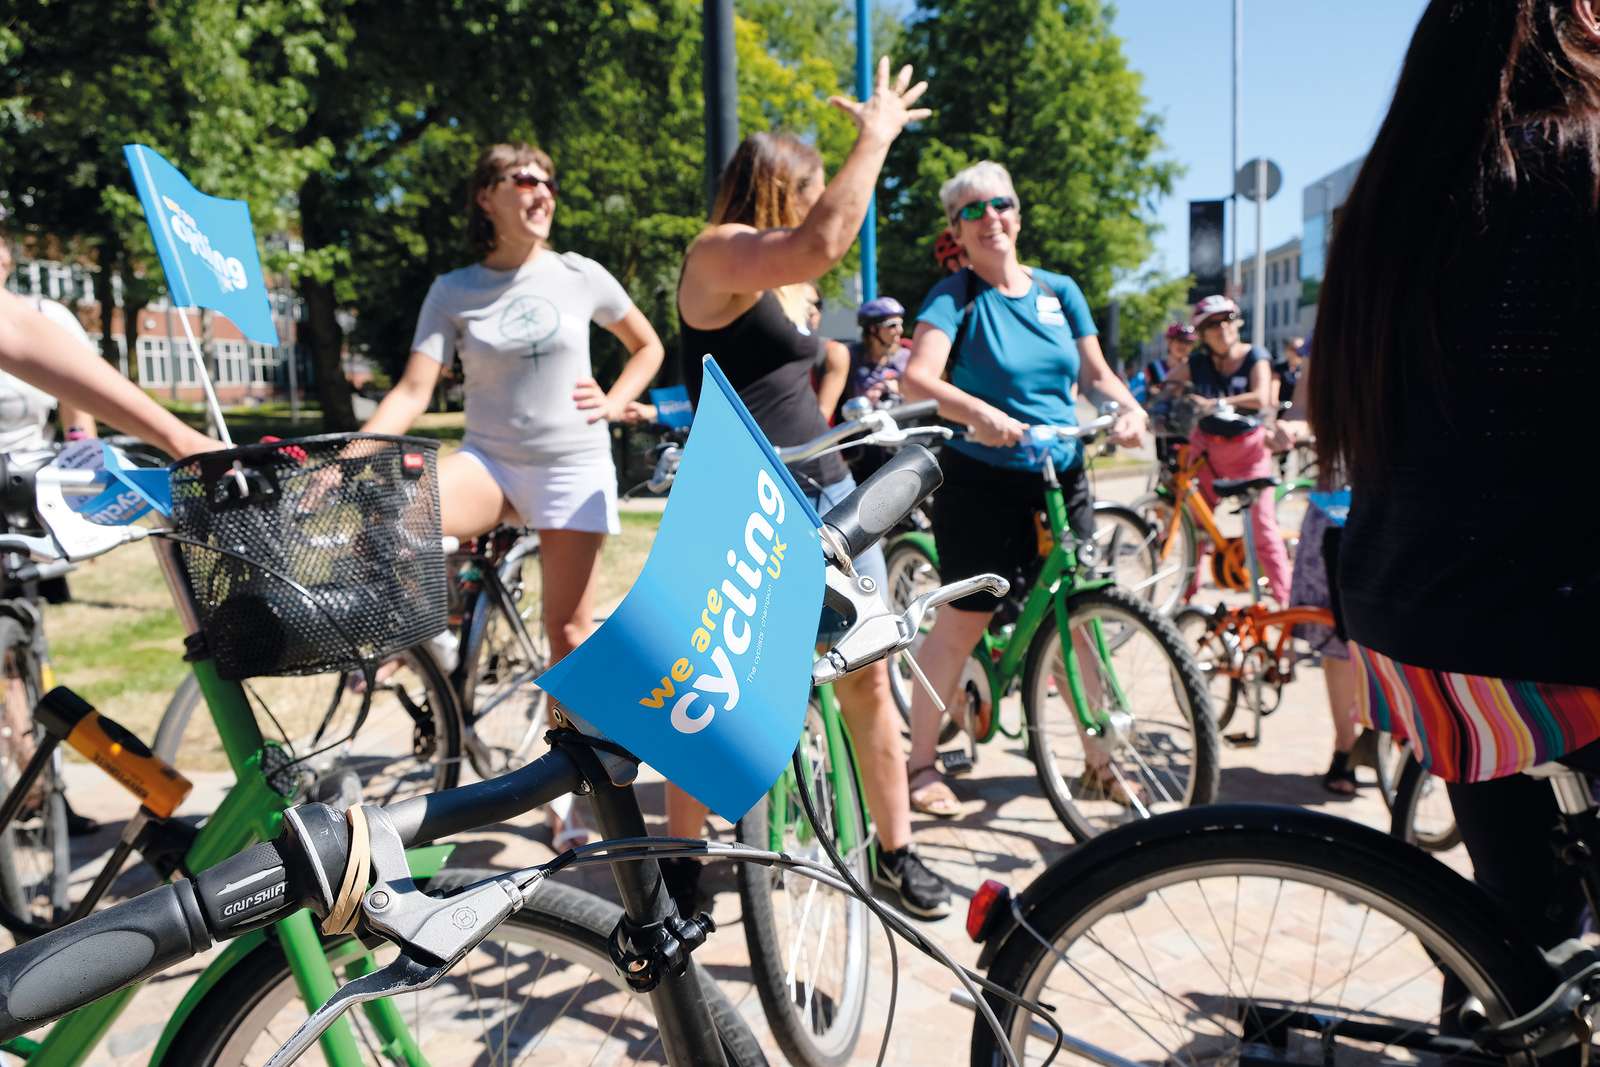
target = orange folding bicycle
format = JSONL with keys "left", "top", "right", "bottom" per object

{"left": 1167, "top": 474, "right": 1333, "bottom": 746}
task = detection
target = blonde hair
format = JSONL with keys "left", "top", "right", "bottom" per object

{"left": 706, "top": 132, "right": 825, "bottom": 326}
{"left": 939, "top": 161, "right": 1021, "bottom": 225}
{"left": 465, "top": 143, "right": 556, "bottom": 259}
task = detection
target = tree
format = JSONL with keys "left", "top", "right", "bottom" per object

{"left": 1109, "top": 271, "right": 1193, "bottom": 371}
{"left": 877, "top": 0, "right": 1178, "bottom": 322}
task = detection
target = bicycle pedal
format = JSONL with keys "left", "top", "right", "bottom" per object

{"left": 1223, "top": 732, "right": 1260, "bottom": 748}
{"left": 938, "top": 749, "right": 974, "bottom": 776}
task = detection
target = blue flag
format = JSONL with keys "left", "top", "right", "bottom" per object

{"left": 648, "top": 385, "right": 694, "bottom": 429}
{"left": 123, "top": 145, "right": 279, "bottom": 346}
{"left": 538, "top": 358, "right": 825, "bottom": 820}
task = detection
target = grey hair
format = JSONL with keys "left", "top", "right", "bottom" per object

{"left": 940, "top": 161, "right": 1020, "bottom": 224}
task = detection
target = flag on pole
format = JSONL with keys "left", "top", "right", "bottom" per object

{"left": 123, "top": 145, "right": 278, "bottom": 346}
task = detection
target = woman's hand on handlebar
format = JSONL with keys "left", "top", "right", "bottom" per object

{"left": 967, "top": 403, "right": 1027, "bottom": 448}
{"left": 1110, "top": 407, "right": 1149, "bottom": 448}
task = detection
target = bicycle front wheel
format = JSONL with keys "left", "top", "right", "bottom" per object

{"left": 0, "top": 617, "right": 68, "bottom": 935}
{"left": 460, "top": 540, "right": 550, "bottom": 776}
{"left": 1091, "top": 502, "right": 1180, "bottom": 616}
{"left": 736, "top": 698, "right": 871, "bottom": 1067}
{"left": 971, "top": 805, "right": 1552, "bottom": 1066}
{"left": 884, "top": 536, "right": 940, "bottom": 721}
{"left": 1022, "top": 586, "right": 1218, "bottom": 842}
{"left": 162, "top": 874, "right": 768, "bottom": 1066}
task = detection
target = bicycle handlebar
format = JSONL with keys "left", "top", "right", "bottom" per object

{"left": 776, "top": 399, "right": 944, "bottom": 464}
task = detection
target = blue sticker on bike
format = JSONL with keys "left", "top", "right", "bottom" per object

{"left": 537, "top": 357, "right": 825, "bottom": 820}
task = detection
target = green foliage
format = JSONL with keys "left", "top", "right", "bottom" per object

{"left": 1110, "top": 271, "right": 1193, "bottom": 370}
{"left": 878, "top": 0, "right": 1178, "bottom": 322}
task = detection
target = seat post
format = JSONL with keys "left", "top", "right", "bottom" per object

{"left": 1241, "top": 491, "right": 1264, "bottom": 606}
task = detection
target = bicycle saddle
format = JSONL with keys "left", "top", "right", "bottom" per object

{"left": 1211, "top": 476, "right": 1279, "bottom": 500}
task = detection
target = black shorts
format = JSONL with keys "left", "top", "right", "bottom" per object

{"left": 932, "top": 448, "right": 1097, "bottom": 612}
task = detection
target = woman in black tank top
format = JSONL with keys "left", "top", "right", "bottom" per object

{"left": 662, "top": 59, "right": 957, "bottom": 921}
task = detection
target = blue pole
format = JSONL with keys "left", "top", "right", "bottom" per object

{"left": 855, "top": 0, "right": 876, "bottom": 302}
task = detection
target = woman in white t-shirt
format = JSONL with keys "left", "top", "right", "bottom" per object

{"left": 0, "top": 239, "right": 98, "bottom": 449}
{"left": 362, "top": 143, "right": 663, "bottom": 841}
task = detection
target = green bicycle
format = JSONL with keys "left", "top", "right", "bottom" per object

{"left": 899, "top": 412, "right": 1218, "bottom": 842}
{"left": 0, "top": 435, "right": 761, "bottom": 1067}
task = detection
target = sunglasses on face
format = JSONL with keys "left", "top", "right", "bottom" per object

{"left": 956, "top": 196, "right": 1017, "bottom": 222}
{"left": 500, "top": 171, "right": 560, "bottom": 196}
{"left": 874, "top": 320, "right": 904, "bottom": 332}
{"left": 1202, "top": 314, "right": 1240, "bottom": 329}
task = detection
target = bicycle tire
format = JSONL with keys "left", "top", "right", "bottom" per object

{"left": 883, "top": 537, "right": 939, "bottom": 720}
{"left": 1021, "top": 585, "right": 1218, "bottom": 842}
{"left": 459, "top": 537, "right": 549, "bottom": 777}
{"left": 970, "top": 804, "right": 1551, "bottom": 1066}
{"left": 0, "top": 615, "right": 69, "bottom": 936}
{"left": 1390, "top": 753, "right": 1463, "bottom": 853}
{"left": 159, "top": 650, "right": 461, "bottom": 802}
{"left": 1091, "top": 502, "right": 1178, "bottom": 616}
{"left": 736, "top": 698, "right": 871, "bottom": 1067}
{"left": 1171, "top": 605, "right": 1240, "bottom": 732}
{"left": 1132, "top": 490, "right": 1198, "bottom": 606}
{"left": 160, "top": 872, "right": 768, "bottom": 1066}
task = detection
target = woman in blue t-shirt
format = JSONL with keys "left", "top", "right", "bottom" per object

{"left": 901, "top": 160, "right": 1147, "bottom": 816}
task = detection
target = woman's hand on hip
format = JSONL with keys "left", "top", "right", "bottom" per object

{"left": 829, "top": 56, "right": 931, "bottom": 147}
{"left": 967, "top": 404, "right": 1027, "bottom": 448}
{"left": 573, "top": 376, "right": 626, "bottom": 424}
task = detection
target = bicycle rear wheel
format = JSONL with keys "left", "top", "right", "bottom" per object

{"left": 460, "top": 539, "right": 550, "bottom": 776}
{"left": 736, "top": 697, "right": 871, "bottom": 1067}
{"left": 1022, "top": 586, "right": 1218, "bottom": 842}
{"left": 1092, "top": 502, "right": 1180, "bottom": 616}
{"left": 971, "top": 805, "right": 1556, "bottom": 1066}
{"left": 1133, "top": 491, "right": 1199, "bottom": 607}
{"left": 162, "top": 873, "right": 768, "bottom": 1066}
{"left": 0, "top": 617, "right": 68, "bottom": 935}
{"left": 1390, "top": 754, "right": 1463, "bottom": 853}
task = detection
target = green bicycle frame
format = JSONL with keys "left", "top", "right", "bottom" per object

{"left": 766, "top": 684, "right": 870, "bottom": 867}
{"left": 12, "top": 660, "right": 447, "bottom": 1067}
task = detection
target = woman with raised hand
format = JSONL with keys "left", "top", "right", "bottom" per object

{"left": 362, "top": 142, "right": 665, "bottom": 846}
{"left": 666, "top": 58, "right": 953, "bottom": 921}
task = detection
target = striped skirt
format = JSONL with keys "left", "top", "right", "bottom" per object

{"left": 1353, "top": 644, "right": 1600, "bottom": 783}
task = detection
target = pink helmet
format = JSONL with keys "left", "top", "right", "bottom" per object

{"left": 1165, "top": 322, "right": 1197, "bottom": 342}
{"left": 1192, "top": 294, "right": 1240, "bottom": 328}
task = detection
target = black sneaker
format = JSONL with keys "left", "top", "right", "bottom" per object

{"left": 873, "top": 846, "right": 951, "bottom": 920}
{"left": 659, "top": 857, "right": 705, "bottom": 918}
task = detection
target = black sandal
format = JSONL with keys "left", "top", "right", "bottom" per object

{"left": 1323, "top": 750, "right": 1359, "bottom": 796}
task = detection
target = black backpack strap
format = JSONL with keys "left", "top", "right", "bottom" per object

{"left": 945, "top": 267, "right": 980, "bottom": 376}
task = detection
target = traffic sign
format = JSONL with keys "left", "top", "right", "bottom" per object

{"left": 1235, "top": 158, "right": 1283, "bottom": 201}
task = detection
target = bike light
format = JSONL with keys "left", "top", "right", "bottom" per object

{"left": 967, "top": 878, "right": 1011, "bottom": 943}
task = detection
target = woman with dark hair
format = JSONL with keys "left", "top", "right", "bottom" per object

{"left": 667, "top": 59, "right": 954, "bottom": 919}
{"left": 1311, "top": 0, "right": 1600, "bottom": 957}
{"left": 363, "top": 142, "right": 665, "bottom": 846}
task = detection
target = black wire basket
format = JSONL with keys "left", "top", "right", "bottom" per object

{"left": 169, "top": 434, "right": 448, "bottom": 681}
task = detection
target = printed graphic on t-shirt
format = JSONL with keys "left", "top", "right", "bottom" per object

{"left": 501, "top": 294, "right": 560, "bottom": 356}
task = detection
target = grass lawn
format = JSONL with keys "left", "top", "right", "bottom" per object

{"left": 47, "top": 509, "right": 660, "bottom": 770}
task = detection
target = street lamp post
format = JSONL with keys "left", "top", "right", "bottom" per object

{"left": 856, "top": 0, "right": 876, "bottom": 302}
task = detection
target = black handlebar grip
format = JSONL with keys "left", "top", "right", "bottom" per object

{"left": 885, "top": 399, "right": 939, "bottom": 425}
{"left": 0, "top": 880, "right": 212, "bottom": 1041}
{"left": 193, "top": 840, "right": 299, "bottom": 938}
{"left": 821, "top": 445, "right": 943, "bottom": 562}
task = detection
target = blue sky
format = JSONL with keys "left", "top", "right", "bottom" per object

{"left": 1108, "top": 0, "right": 1431, "bottom": 278}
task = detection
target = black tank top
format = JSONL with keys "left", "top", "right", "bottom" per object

{"left": 681, "top": 289, "right": 847, "bottom": 491}
{"left": 1187, "top": 345, "right": 1268, "bottom": 399}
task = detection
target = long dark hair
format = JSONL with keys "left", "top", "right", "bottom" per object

{"left": 1309, "top": 0, "right": 1600, "bottom": 487}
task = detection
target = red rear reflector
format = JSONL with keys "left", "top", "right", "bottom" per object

{"left": 402, "top": 453, "right": 426, "bottom": 476}
{"left": 967, "top": 878, "right": 1010, "bottom": 942}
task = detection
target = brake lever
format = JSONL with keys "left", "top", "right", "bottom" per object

{"left": 812, "top": 572, "right": 1009, "bottom": 684}
{"left": 263, "top": 807, "right": 532, "bottom": 1067}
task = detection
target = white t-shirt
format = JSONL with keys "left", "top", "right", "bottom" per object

{"left": 410, "top": 251, "right": 633, "bottom": 463}
{"left": 0, "top": 298, "right": 94, "bottom": 452}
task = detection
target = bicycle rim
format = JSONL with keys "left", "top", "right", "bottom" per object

{"left": 1093, "top": 504, "right": 1179, "bottom": 616}
{"left": 0, "top": 622, "right": 68, "bottom": 933}
{"left": 1392, "top": 757, "right": 1462, "bottom": 853}
{"left": 462, "top": 547, "right": 549, "bottom": 776}
{"left": 737, "top": 701, "right": 871, "bottom": 1067}
{"left": 1172, "top": 607, "right": 1239, "bottom": 732}
{"left": 235, "top": 649, "right": 459, "bottom": 803}
{"left": 981, "top": 827, "right": 1533, "bottom": 1066}
{"left": 1023, "top": 587, "right": 1217, "bottom": 841}
{"left": 169, "top": 876, "right": 766, "bottom": 1066}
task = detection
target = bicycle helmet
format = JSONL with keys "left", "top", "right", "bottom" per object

{"left": 1191, "top": 294, "right": 1240, "bottom": 327}
{"left": 1165, "top": 322, "right": 1197, "bottom": 343}
{"left": 933, "top": 228, "right": 965, "bottom": 271}
{"left": 857, "top": 297, "right": 906, "bottom": 327}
